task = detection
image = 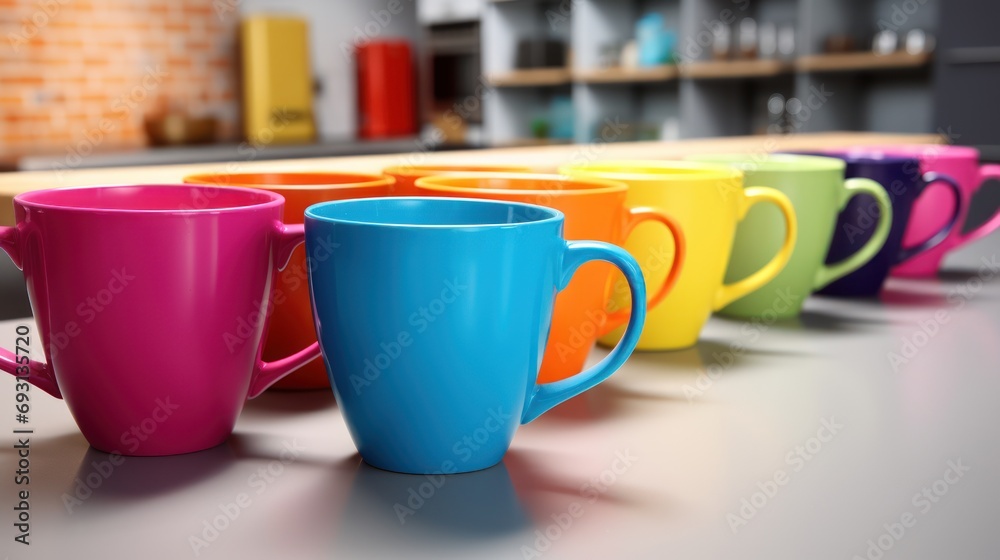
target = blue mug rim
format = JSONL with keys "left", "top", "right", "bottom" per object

{"left": 304, "top": 196, "right": 565, "bottom": 230}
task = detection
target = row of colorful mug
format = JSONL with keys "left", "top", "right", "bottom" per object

{"left": 189, "top": 144, "right": 998, "bottom": 388}
{"left": 0, "top": 183, "right": 647, "bottom": 473}
{"left": 0, "top": 144, "right": 996, "bottom": 475}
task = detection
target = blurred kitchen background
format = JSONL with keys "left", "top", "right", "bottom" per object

{"left": 1, "top": 0, "right": 999, "bottom": 320}
{"left": 0, "top": 0, "right": 998, "bottom": 173}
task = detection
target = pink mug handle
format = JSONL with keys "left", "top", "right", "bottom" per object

{"left": 0, "top": 226, "right": 62, "bottom": 399}
{"left": 246, "top": 222, "right": 322, "bottom": 398}
{"left": 957, "top": 164, "right": 1000, "bottom": 247}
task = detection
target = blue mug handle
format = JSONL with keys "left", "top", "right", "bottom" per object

{"left": 521, "top": 240, "right": 647, "bottom": 423}
{"left": 895, "top": 172, "right": 963, "bottom": 264}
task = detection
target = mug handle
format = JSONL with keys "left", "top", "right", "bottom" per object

{"left": 813, "top": 178, "right": 893, "bottom": 290}
{"left": 713, "top": 187, "right": 798, "bottom": 310}
{"left": 599, "top": 206, "right": 685, "bottom": 335}
{"left": 521, "top": 240, "right": 646, "bottom": 423}
{"left": 895, "top": 172, "right": 963, "bottom": 264}
{"left": 246, "top": 223, "right": 322, "bottom": 398}
{"left": 0, "top": 226, "right": 62, "bottom": 399}
{"left": 956, "top": 164, "right": 1000, "bottom": 247}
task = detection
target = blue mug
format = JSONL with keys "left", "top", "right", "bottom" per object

{"left": 789, "top": 151, "right": 961, "bottom": 297}
{"left": 304, "top": 197, "right": 647, "bottom": 474}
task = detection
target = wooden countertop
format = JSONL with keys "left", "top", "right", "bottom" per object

{"left": 0, "top": 132, "right": 940, "bottom": 226}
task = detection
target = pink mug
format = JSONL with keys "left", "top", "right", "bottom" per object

{"left": 0, "top": 184, "right": 320, "bottom": 456}
{"left": 867, "top": 145, "right": 1000, "bottom": 277}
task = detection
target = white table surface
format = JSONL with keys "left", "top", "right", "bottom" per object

{"left": 2, "top": 234, "right": 999, "bottom": 560}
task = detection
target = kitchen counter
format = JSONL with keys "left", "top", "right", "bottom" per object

{"left": 0, "top": 132, "right": 938, "bottom": 226}
{"left": 8, "top": 136, "right": 438, "bottom": 172}
{"left": 1, "top": 223, "right": 998, "bottom": 559}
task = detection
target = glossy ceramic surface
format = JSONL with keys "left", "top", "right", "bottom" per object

{"left": 687, "top": 154, "right": 892, "bottom": 318}
{"left": 561, "top": 161, "right": 797, "bottom": 350}
{"left": 789, "top": 152, "right": 962, "bottom": 297}
{"left": 0, "top": 184, "right": 320, "bottom": 455}
{"left": 304, "top": 197, "right": 646, "bottom": 474}
{"left": 827, "top": 145, "right": 1000, "bottom": 277}
{"left": 383, "top": 164, "right": 534, "bottom": 195}
{"left": 184, "top": 171, "right": 395, "bottom": 389}
{"left": 413, "top": 173, "right": 685, "bottom": 382}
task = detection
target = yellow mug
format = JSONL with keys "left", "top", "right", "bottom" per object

{"left": 560, "top": 161, "right": 798, "bottom": 350}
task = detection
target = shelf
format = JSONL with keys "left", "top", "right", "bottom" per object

{"left": 486, "top": 68, "right": 572, "bottom": 87}
{"left": 488, "top": 55, "right": 930, "bottom": 89}
{"left": 795, "top": 51, "right": 933, "bottom": 73}
{"left": 679, "top": 59, "right": 793, "bottom": 80}
{"left": 479, "top": 0, "right": 944, "bottom": 145}
{"left": 573, "top": 65, "right": 679, "bottom": 84}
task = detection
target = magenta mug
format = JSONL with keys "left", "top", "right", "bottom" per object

{"left": 0, "top": 184, "right": 320, "bottom": 456}
{"left": 861, "top": 145, "right": 1000, "bottom": 277}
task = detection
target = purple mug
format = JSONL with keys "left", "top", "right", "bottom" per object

{"left": 867, "top": 145, "right": 1000, "bottom": 277}
{"left": 786, "top": 150, "right": 961, "bottom": 296}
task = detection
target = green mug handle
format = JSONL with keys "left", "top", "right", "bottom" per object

{"left": 812, "top": 178, "right": 893, "bottom": 290}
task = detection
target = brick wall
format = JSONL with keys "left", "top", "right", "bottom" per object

{"left": 0, "top": 0, "right": 239, "bottom": 159}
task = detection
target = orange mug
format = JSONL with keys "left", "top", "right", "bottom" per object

{"left": 414, "top": 173, "right": 686, "bottom": 382}
{"left": 184, "top": 171, "right": 395, "bottom": 389}
{"left": 384, "top": 164, "right": 534, "bottom": 195}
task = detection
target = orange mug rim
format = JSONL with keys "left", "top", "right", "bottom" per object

{"left": 413, "top": 172, "right": 628, "bottom": 197}
{"left": 383, "top": 164, "right": 533, "bottom": 178}
{"left": 183, "top": 171, "right": 394, "bottom": 192}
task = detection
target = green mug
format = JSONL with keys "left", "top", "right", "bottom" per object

{"left": 686, "top": 154, "right": 892, "bottom": 319}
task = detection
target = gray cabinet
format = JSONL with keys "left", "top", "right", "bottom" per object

{"left": 933, "top": 0, "right": 1000, "bottom": 156}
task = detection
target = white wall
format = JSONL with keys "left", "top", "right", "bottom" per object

{"left": 240, "top": 0, "right": 420, "bottom": 141}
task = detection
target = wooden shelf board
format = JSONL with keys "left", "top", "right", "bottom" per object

{"left": 679, "top": 59, "right": 793, "bottom": 79}
{"left": 487, "top": 68, "right": 571, "bottom": 87}
{"left": 795, "top": 51, "right": 932, "bottom": 73}
{"left": 573, "top": 65, "right": 679, "bottom": 84}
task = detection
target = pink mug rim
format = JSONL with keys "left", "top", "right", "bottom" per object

{"left": 859, "top": 144, "right": 980, "bottom": 160}
{"left": 13, "top": 184, "right": 285, "bottom": 215}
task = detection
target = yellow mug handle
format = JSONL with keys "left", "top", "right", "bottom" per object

{"left": 713, "top": 186, "right": 798, "bottom": 310}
